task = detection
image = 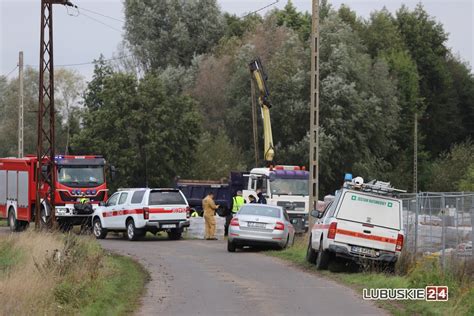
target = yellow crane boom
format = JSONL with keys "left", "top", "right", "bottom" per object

{"left": 249, "top": 58, "right": 274, "bottom": 164}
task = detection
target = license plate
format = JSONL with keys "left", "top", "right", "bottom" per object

{"left": 351, "top": 246, "right": 376, "bottom": 257}
{"left": 248, "top": 222, "right": 266, "bottom": 229}
{"left": 162, "top": 224, "right": 176, "bottom": 228}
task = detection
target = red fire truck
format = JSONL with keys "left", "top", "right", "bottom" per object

{"left": 0, "top": 155, "right": 110, "bottom": 231}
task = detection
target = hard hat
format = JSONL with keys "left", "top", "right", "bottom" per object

{"left": 236, "top": 190, "right": 242, "bottom": 195}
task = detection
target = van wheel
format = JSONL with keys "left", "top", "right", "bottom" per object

{"left": 126, "top": 219, "right": 143, "bottom": 241}
{"left": 167, "top": 228, "right": 182, "bottom": 240}
{"left": 8, "top": 208, "right": 19, "bottom": 232}
{"left": 315, "top": 240, "right": 330, "bottom": 270}
{"left": 227, "top": 240, "right": 236, "bottom": 252}
{"left": 306, "top": 235, "right": 317, "bottom": 264}
{"left": 281, "top": 235, "right": 290, "bottom": 250}
{"left": 93, "top": 218, "right": 108, "bottom": 239}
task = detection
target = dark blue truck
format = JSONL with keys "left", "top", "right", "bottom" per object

{"left": 175, "top": 172, "right": 246, "bottom": 216}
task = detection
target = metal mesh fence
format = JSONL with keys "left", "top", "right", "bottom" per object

{"left": 401, "top": 192, "right": 473, "bottom": 263}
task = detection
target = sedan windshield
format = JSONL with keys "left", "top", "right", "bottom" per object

{"left": 239, "top": 206, "right": 281, "bottom": 218}
{"left": 271, "top": 178, "right": 308, "bottom": 196}
{"left": 58, "top": 166, "right": 105, "bottom": 188}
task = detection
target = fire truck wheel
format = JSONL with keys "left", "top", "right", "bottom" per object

{"left": 8, "top": 208, "right": 19, "bottom": 232}
{"left": 93, "top": 218, "right": 108, "bottom": 239}
{"left": 40, "top": 206, "right": 49, "bottom": 228}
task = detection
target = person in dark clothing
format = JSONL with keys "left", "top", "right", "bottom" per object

{"left": 256, "top": 189, "right": 267, "bottom": 204}
{"left": 248, "top": 194, "right": 257, "bottom": 203}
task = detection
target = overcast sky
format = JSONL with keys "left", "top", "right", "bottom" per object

{"left": 1, "top": 0, "right": 473, "bottom": 81}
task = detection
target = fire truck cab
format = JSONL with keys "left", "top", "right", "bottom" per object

{"left": 0, "top": 155, "right": 109, "bottom": 231}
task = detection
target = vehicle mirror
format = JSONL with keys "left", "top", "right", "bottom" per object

{"left": 310, "top": 210, "right": 319, "bottom": 218}
{"left": 99, "top": 201, "right": 106, "bottom": 207}
{"left": 317, "top": 211, "right": 324, "bottom": 219}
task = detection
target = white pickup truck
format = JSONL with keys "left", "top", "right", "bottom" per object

{"left": 92, "top": 188, "right": 190, "bottom": 241}
{"left": 306, "top": 177, "right": 405, "bottom": 270}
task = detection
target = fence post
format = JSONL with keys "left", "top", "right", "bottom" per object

{"left": 441, "top": 193, "right": 446, "bottom": 271}
{"left": 414, "top": 193, "right": 419, "bottom": 253}
{"left": 471, "top": 195, "right": 474, "bottom": 255}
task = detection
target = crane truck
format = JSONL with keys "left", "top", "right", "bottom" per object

{"left": 0, "top": 155, "right": 110, "bottom": 231}
{"left": 177, "top": 58, "right": 310, "bottom": 233}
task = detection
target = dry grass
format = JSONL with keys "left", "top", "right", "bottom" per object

{"left": 0, "top": 231, "right": 147, "bottom": 315}
{"left": 0, "top": 232, "right": 63, "bottom": 314}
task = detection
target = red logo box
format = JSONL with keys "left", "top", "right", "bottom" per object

{"left": 426, "top": 286, "right": 449, "bottom": 301}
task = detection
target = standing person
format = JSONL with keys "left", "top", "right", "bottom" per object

{"left": 202, "top": 192, "right": 219, "bottom": 240}
{"left": 256, "top": 188, "right": 267, "bottom": 204}
{"left": 248, "top": 194, "right": 257, "bottom": 203}
{"left": 225, "top": 190, "right": 245, "bottom": 236}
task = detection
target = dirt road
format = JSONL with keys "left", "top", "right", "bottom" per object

{"left": 100, "top": 236, "right": 386, "bottom": 316}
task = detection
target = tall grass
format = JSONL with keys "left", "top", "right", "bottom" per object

{"left": 0, "top": 231, "right": 148, "bottom": 315}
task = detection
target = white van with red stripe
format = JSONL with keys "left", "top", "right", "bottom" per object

{"left": 92, "top": 188, "right": 190, "bottom": 241}
{"left": 306, "top": 178, "right": 404, "bottom": 270}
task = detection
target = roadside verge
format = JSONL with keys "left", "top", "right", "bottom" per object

{"left": 0, "top": 230, "right": 148, "bottom": 315}
{"left": 265, "top": 238, "right": 473, "bottom": 316}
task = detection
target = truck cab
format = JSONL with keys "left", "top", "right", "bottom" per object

{"left": 243, "top": 165, "right": 309, "bottom": 233}
{"left": 0, "top": 155, "right": 109, "bottom": 231}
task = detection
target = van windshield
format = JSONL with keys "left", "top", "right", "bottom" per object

{"left": 336, "top": 192, "right": 401, "bottom": 230}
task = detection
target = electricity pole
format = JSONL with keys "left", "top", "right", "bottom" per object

{"left": 308, "top": 0, "right": 320, "bottom": 230}
{"left": 18, "top": 51, "right": 24, "bottom": 158}
{"left": 35, "top": 0, "right": 72, "bottom": 228}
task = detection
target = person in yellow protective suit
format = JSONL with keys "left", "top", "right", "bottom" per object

{"left": 202, "top": 192, "right": 219, "bottom": 240}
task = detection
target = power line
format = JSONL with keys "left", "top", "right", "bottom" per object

{"left": 2, "top": 65, "right": 18, "bottom": 78}
{"left": 242, "top": 0, "right": 280, "bottom": 17}
{"left": 77, "top": 6, "right": 125, "bottom": 23}
{"left": 26, "top": 54, "right": 134, "bottom": 68}
{"left": 78, "top": 10, "right": 123, "bottom": 33}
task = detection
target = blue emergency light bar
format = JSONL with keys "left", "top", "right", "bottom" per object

{"left": 344, "top": 173, "right": 353, "bottom": 181}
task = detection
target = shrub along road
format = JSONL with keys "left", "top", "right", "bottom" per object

{"left": 99, "top": 235, "right": 387, "bottom": 316}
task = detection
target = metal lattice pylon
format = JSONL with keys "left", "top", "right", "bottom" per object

{"left": 36, "top": 0, "right": 69, "bottom": 228}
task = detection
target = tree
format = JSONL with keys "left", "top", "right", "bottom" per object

{"left": 184, "top": 131, "right": 246, "bottom": 180}
{"left": 426, "top": 140, "right": 474, "bottom": 192}
{"left": 72, "top": 70, "right": 202, "bottom": 189}
{"left": 124, "top": 0, "right": 224, "bottom": 70}
{"left": 0, "top": 68, "right": 72, "bottom": 157}
{"left": 54, "top": 68, "right": 85, "bottom": 154}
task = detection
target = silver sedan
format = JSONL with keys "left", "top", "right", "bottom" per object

{"left": 227, "top": 204, "right": 295, "bottom": 252}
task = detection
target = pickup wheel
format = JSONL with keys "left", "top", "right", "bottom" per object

{"left": 126, "top": 219, "right": 143, "bottom": 241}
{"left": 306, "top": 235, "right": 317, "bottom": 264}
{"left": 8, "top": 208, "right": 19, "bottom": 232}
{"left": 315, "top": 240, "right": 331, "bottom": 270}
{"left": 93, "top": 218, "right": 108, "bottom": 239}
{"left": 227, "top": 240, "right": 236, "bottom": 252}
{"left": 167, "top": 228, "right": 182, "bottom": 240}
